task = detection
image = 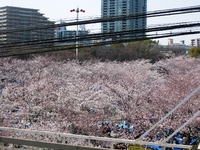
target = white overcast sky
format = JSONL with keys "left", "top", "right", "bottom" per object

{"left": 1, "top": 0, "right": 200, "bottom": 45}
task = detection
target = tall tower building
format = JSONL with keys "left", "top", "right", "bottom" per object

{"left": 0, "top": 6, "right": 54, "bottom": 44}
{"left": 101, "top": 0, "right": 147, "bottom": 38}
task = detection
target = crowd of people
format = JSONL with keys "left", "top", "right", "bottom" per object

{"left": 97, "top": 121, "right": 200, "bottom": 149}
{"left": 0, "top": 108, "right": 199, "bottom": 150}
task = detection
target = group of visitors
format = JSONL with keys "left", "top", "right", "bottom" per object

{"left": 98, "top": 121, "right": 200, "bottom": 149}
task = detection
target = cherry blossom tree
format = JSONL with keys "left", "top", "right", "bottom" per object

{"left": 0, "top": 55, "right": 199, "bottom": 141}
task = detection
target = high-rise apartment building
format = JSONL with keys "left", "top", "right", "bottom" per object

{"left": 101, "top": 0, "right": 147, "bottom": 38}
{"left": 0, "top": 6, "right": 54, "bottom": 44}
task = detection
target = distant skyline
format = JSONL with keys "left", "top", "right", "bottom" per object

{"left": 1, "top": 0, "right": 200, "bottom": 45}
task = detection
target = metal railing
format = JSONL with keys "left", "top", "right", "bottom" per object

{"left": 0, "top": 126, "right": 193, "bottom": 150}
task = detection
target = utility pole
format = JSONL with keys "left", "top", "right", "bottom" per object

{"left": 70, "top": 7, "right": 85, "bottom": 61}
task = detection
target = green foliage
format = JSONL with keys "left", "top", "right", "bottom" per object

{"left": 92, "top": 40, "right": 164, "bottom": 62}
{"left": 141, "top": 39, "right": 158, "bottom": 45}
{"left": 14, "top": 54, "right": 34, "bottom": 60}
{"left": 124, "top": 40, "right": 163, "bottom": 62}
{"left": 111, "top": 43, "right": 125, "bottom": 48}
{"left": 31, "top": 41, "right": 164, "bottom": 62}
{"left": 189, "top": 47, "right": 200, "bottom": 58}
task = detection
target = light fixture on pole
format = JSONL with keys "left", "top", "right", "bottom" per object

{"left": 70, "top": 7, "right": 85, "bottom": 61}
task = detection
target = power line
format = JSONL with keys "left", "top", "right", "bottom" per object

{"left": 0, "top": 29, "right": 199, "bottom": 58}
{"left": 1, "top": 5, "right": 200, "bottom": 34}
{"left": 1, "top": 21, "right": 200, "bottom": 49}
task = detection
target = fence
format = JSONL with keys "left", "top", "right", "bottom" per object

{"left": 0, "top": 126, "right": 193, "bottom": 150}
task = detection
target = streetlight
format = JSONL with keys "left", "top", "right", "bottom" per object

{"left": 70, "top": 7, "right": 85, "bottom": 61}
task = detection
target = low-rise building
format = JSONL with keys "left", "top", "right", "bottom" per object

{"left": 55, "top": 22, "right": 90, "bottom": 46}
{"left": 165, "top": 38, "right": 193, "bottom": 51}
{"left": 191, "top": 38, "right": 200, "bottom": 47}
{"left": 161, "top": 39, "right": 193, "bottom": 57}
